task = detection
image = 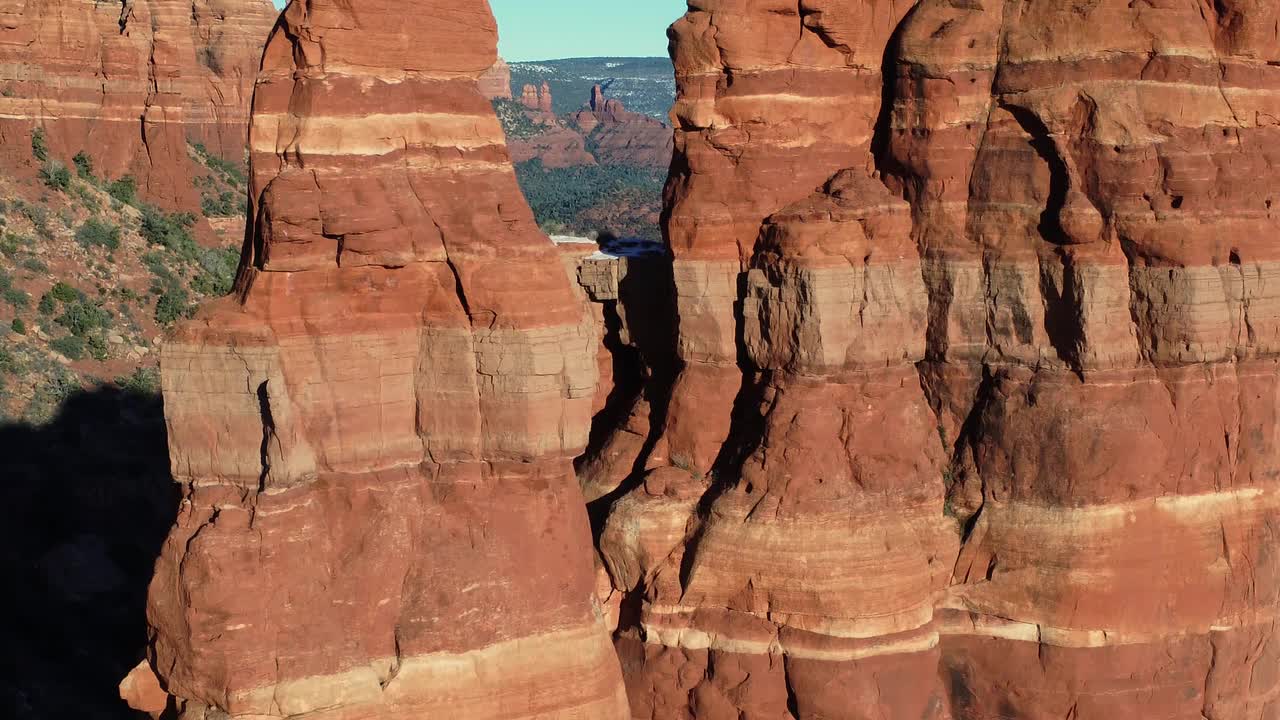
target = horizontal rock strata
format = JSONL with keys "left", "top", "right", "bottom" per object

{"left": 146, "top": 1, "right": 628, "bottom": 718}
{"left": 582, "top": 0, "right": 1280, "bottom": 717}
{"left": 0, "top": 0, "right": 276, "bottom": 208}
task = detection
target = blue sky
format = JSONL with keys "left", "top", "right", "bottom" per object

{"left": 270, "top": 1, "right": 685, "bottom": 61}
{"left": 489, "top": 1, "right": 685, "bottom": 61}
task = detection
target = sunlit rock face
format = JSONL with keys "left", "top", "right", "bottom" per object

{"left": 143, "top": 0, "right": 1280, "bottom": 717}
{"left": 145, "top": 1, "right": 629, "bottom": 718}
{"left": 0, "top": 0, "right": 276, "bottom": 208}
{"left": 582, "top": 0, "right": 1280, "bottom": 718}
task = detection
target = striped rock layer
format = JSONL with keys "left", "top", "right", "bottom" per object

{"left": 583, "top": 0, "right": 1280, "bottom": 718}
{"left": 0, "top": 0, "right": 276, "bottom": 207}
{"left": 146, "top": 1, "right": 627, "bottom": 718}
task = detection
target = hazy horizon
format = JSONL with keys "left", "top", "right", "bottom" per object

{"left": 268, "top": 1, "right": 684, "bottom": 63}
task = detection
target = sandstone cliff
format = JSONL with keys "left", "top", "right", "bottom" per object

{"left": 146, "top": 1, "right": 628, "bottom": 718}
{"left": 144, "top": 0, "right": 1280, "bottom": 718}
{"left": 580, "top": 0, "right": 1280, "bottom": 717}
{"left": 0, "top": 0, "right": 276, "bottom": 210}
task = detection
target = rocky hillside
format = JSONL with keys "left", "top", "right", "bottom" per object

{"left": 0, "top": 0, "right": 273, "bottom": 424}
{"left": 510, "top": 57, "right": 674, "bottom": 119}
{"left": 0, "top": 139, "right": 245, "bottom": 423}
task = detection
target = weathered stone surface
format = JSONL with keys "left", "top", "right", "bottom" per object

{"left": 0, "top": 0, "right": 275, "bottom": 209}
{"left": 140, "top": 0, "right": 1280, "bottom": 718}
{"left": 582, "top": 0, "right": 1280, "bottom": 718}
{"left": 477, "top": 56, "right": 512, "bottom": 100}
{"left": 145, "top": 1, "right": 628, "bottom": 718}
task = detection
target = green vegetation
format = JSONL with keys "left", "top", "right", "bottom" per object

{"left": 72, "top": 183, "right": 101, "bottom": 211}
{"left": 48, "top": 282, "right": 80, "bottom": 304}
{"left": 10, "top": 318, "right": 25, "bottom": 335}
{"left": 492, "top": 99, "right": 544, "bottom": 140}
{"left": 513, "top": 158, "right": 663, "bottom": 241}
{"left": 39, "top": 161, "right": 72, "bottom": 192}
{"left": 0, "top": 346, "right": 19, "bottom": 374}
{"left": 154, "top": 287, "right": 194, "bottom": 326}
{"left": 4, "top": 287, "right": 30, "bottom": 309}
{"left": 20, "top": 258, "right": 47, "bottom": 273}
{"left": 198, "top": 182, "right": 243, "bottom": 217}
{"left": 31, "top": 128, "right": 48, "bottom": 161}
{"left": 73, "top": 151, "right": 93, "bottom": 179}
{"left": 50, "top": 335, "right": 86, "bottom": 360}
{"left": 14, "top": 200, "right": 52, "bottom": 240}
{"left": 116, "top": 366, "right": 160, "bottom": 395}
{"left": 107, "top": 175, "right": 138, "bottom": 206}
{"left": 140, "top": 206, "right": 197, "bottom": 250}
{"left": 54, "top": 297, "right": 112, "bottom": 337}
{"left": 192, "top": 143, "right": 247, "bottom": 186}
{"left": 75, "top": 218, "right": 122, "bottom": 251}
{"left": 191, "top": 144, "right": 248, "bottom": 218}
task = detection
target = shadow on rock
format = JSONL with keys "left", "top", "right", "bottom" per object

{"left": 0, "top": 386, "right": 178, "bottom": 719}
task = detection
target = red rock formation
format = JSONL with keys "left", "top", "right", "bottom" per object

{"left": 140, "top": 0, "right": 1280, "bottom": 717}
{"left": 539, "top": 80, "right": 555, "bottom": 113}
{"left": 184, "top": 0, "right": 281, "bottom": 160}
{"left": 891, "top": 2, "right": 1280, "bottom": 716}
{"left": 582, "top": 0, "right": 1280, "bottom": 718}
{"left": 519, "top": 82, "right": 541, "bottom": 110}
{"left": 508, "top": 126, "right": 597, "bottom": 168}
{"left": 477, "top": 57, "right": 512, "bottom": 100}
{"left": 569, "top": 87, "right": 673, "bottom": 168}
{"left": 0, "top": 0, "right": 275, "bottom": 209}
{"left": 519, "top": 81, "right": 554, "bottom": 114}
{"left": 145, "top": 1, "right": 628, "bottom": 718}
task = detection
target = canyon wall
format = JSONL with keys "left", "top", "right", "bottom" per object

{"left": 146, "top": 0, "right": 628, "bottom": 718}
{"left": 584, "top": 0, "right": 1280, "bottom": 718}
{"left": 0, "top": 0, "right": 276, "bottom": 208}
{"left": 145, "top": 0, "right": 1280, "bottom": 718}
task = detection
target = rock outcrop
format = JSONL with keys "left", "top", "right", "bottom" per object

{"left": 570, "top": 85, "right": 673, "bottom": 168}
{"left": 505, "top": 85, "right": 671, "bottom": 170}
{"left": 0, "top": 0, "right": 276, "bottom": 209}
{"left": 146, "top": 1, "right": 628, "bottom": 718}
{"left": 145, "top": 0, "right": 1280, "bottom": 718}
{"left": 477, "top": 57, "right": 512, "bottom": 100}
{"left": 580, "top": 0, "right": 1280, "bottom": 718}
{"left": 507, "top": 125, "right": 598, "bottom": 168}
{"left": 519, "top": 81, "right": 554, "bottom": 114}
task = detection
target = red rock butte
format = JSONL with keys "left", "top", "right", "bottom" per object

{"left": 146, "top": 0, "right": 1280, "bottom": 719}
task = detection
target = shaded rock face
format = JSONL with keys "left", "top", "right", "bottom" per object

{"left": 145, "top": 1, "right": 628, "bottom": 718}
{"left": 578, "top": 0, "right": 1280, "bottom": 718}
{"left": 0, "top": 0, "right": 276, "bottom": 208}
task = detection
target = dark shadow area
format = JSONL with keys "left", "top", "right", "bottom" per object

{"left": 579, "top": 241, "right": 679, "bottom": 537}
{"left": 0, "top": 387, "right": 178, "bottom": 719}
{"left": 1003, "top": 103, "right": 1072, "bottom": 246}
